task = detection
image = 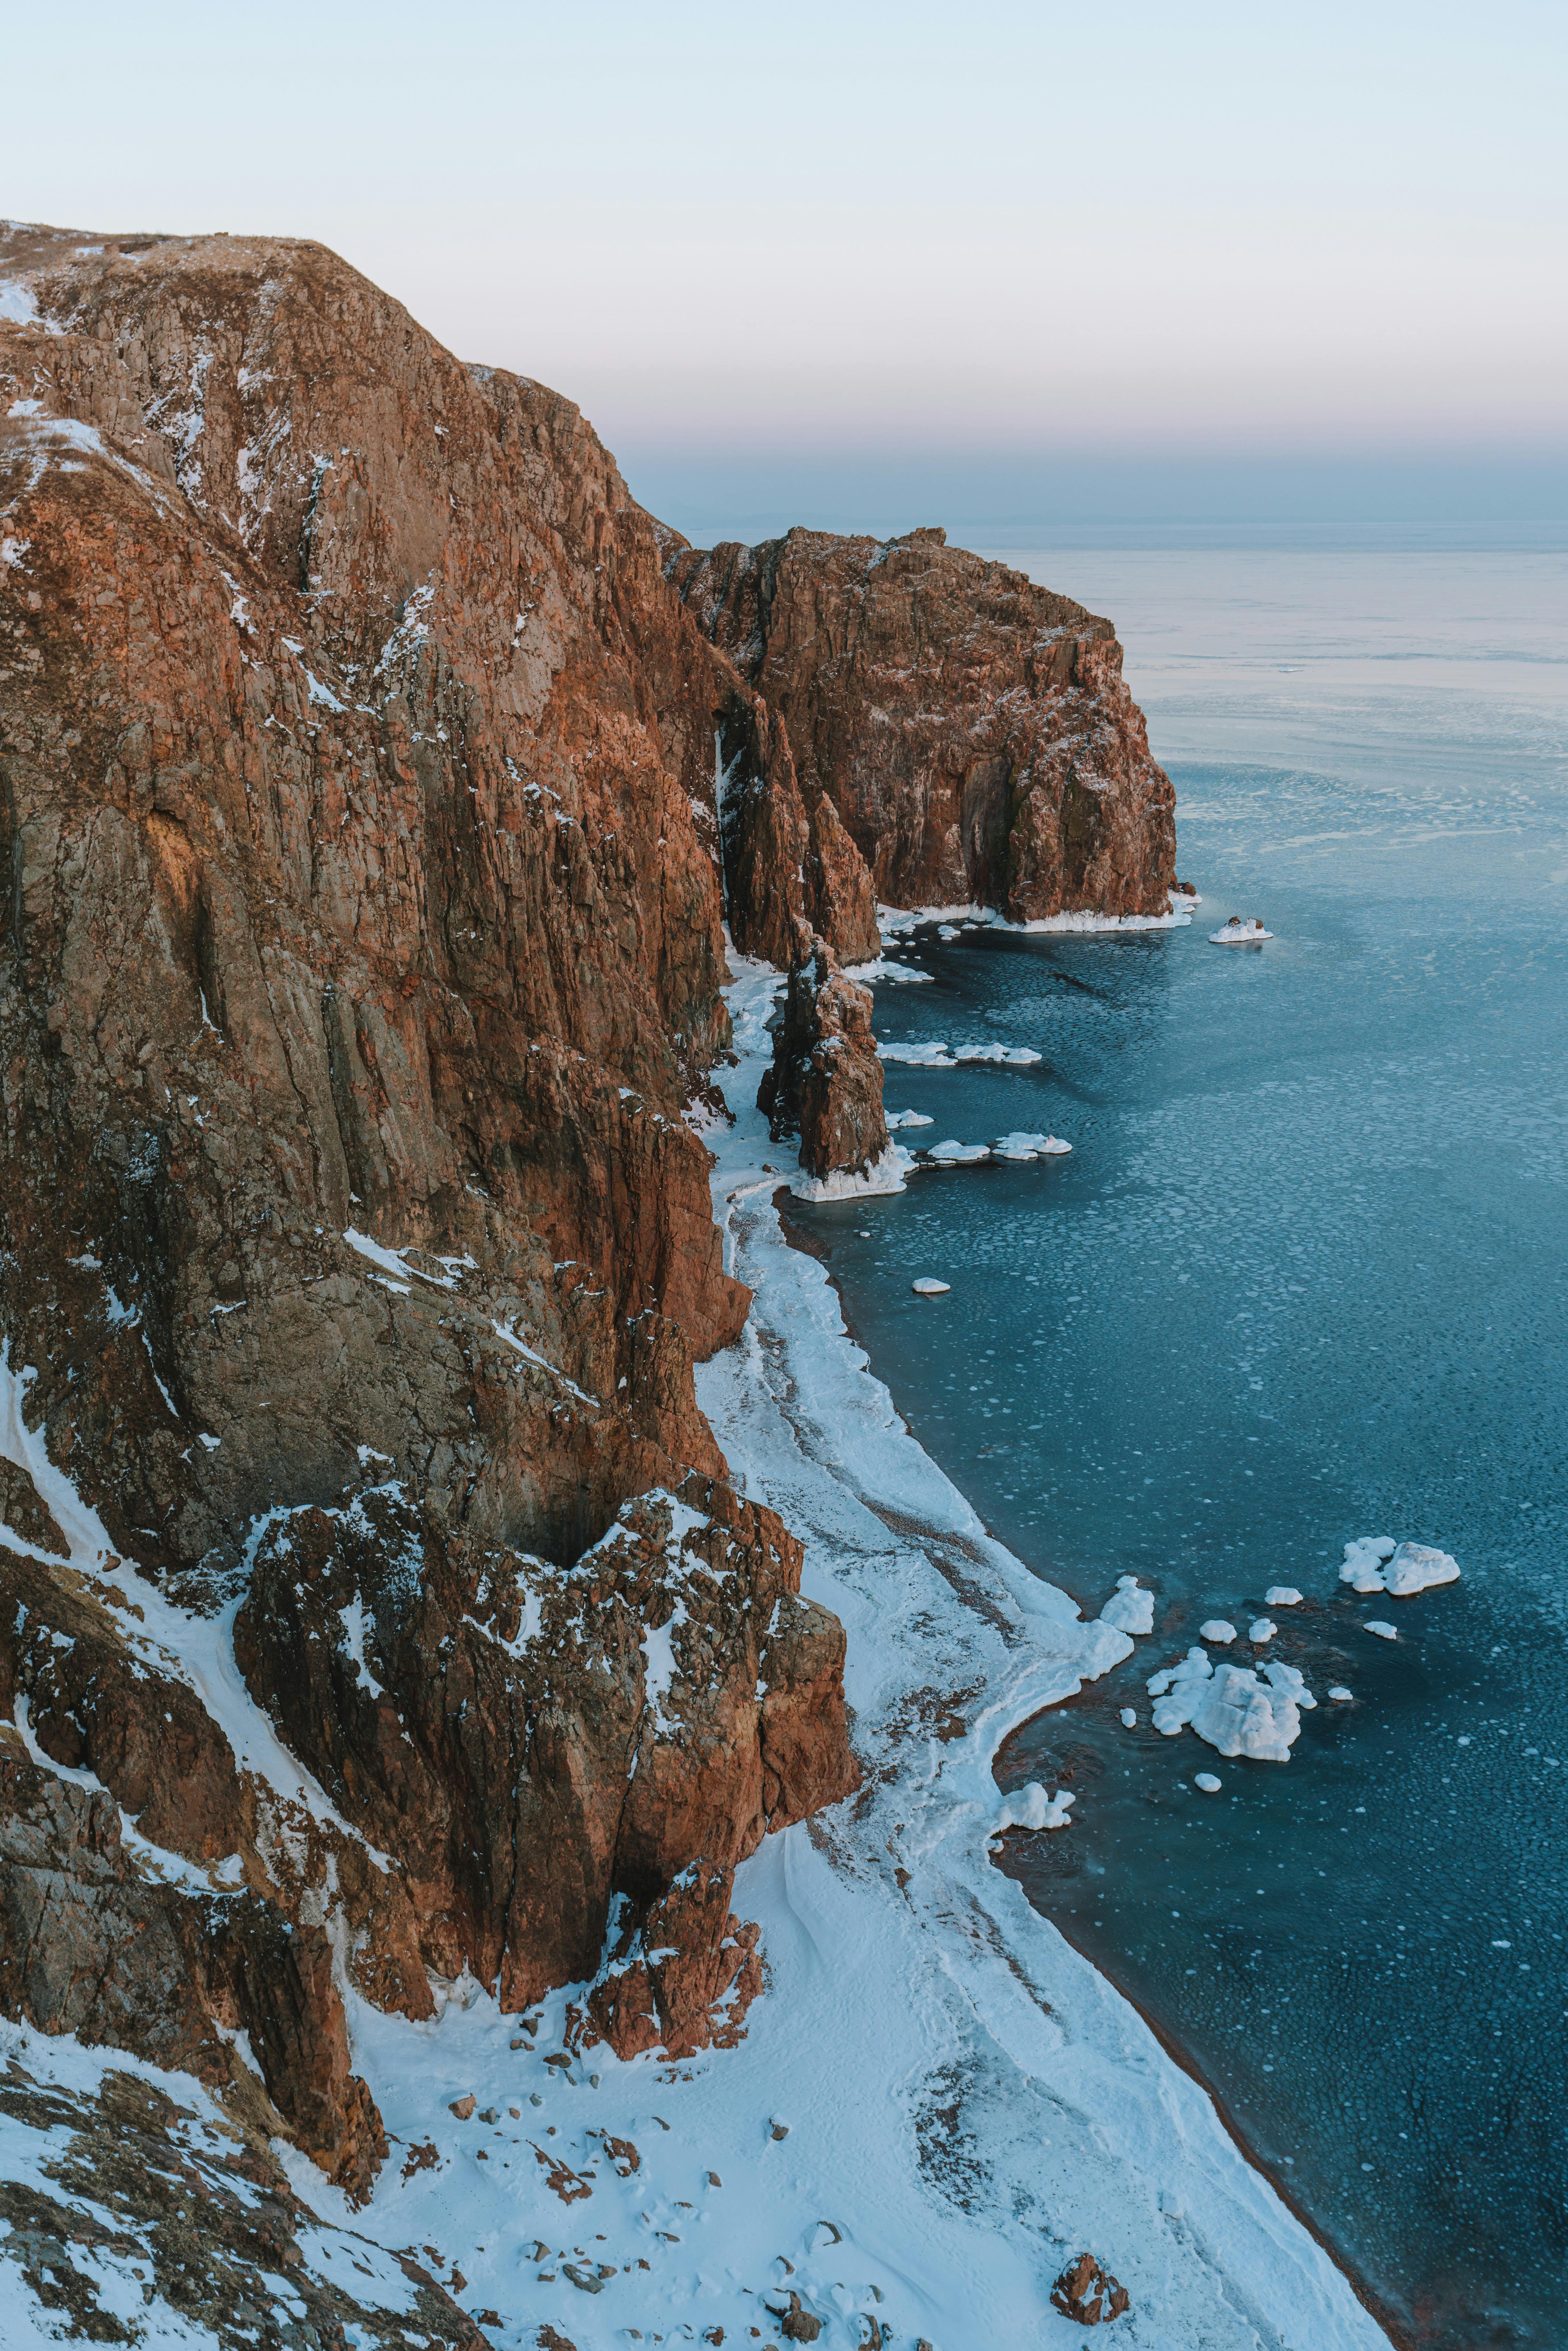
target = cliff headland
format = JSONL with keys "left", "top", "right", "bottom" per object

{"left": 0, "top": 221, "right": 1265, "bottom": 2349}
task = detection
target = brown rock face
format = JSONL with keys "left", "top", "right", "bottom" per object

{"left": 0, "top": 2059, "right": 485, "bottom": 2351}
{"left": 0, "top": 219, "right": 861, "bottom": 2189}
{"left": 710, "top": 688, "right": 881, "bottom": 966}
{"left": 1051, "top": 2251, "right": 1132, "bottom": 2324}
{"left": 758, "top": 923, "right": 890, "bottom": 1181}
{"left": 0, "top": 1740, "right": 383, "bottom": 2198}
{"left": 584, "top": 1857, "right": 764, "bottom": 2061}
{"left": 669, "top": 525, "right": 1176, "bottom": 921}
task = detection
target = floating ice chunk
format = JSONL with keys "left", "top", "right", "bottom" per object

{"left": 1264, "top": 1586, "right": 1303, "bottom": 1607}
{"left": 1364, "top": 1620, "right": 1398, "bottom": 1640}
{"left": 991, "top": 1131, "right": 1072, "bottom": 1160}
{"left": 878, "top": 1040, "right": 1043, "bottom": 1068}
{"left": 952, "top": 1042, "right": 1042, "bottom": 1066}
{"left": 1209, "top": 917, "right": 1273, "bottom": 944}
{"left": 926, "top": 1139, "right": 991, "bottom": 1164}
{"left": 843, "top": 959, "right": 934, "bottom": 986}
{"left": 1148, "top": 1646, "right": 1315, "bottom": 1760}
{"left": 885, "top": 1109, "right": 934, "bottom": 1129}
{"left": 1328, "top": 1685, "right": 1353, "bottom": 1701}
{"left": 1119, "top": 1708, "right": 1137, "bottom": 1729}
{"left": 911, "top": 1278, "right": 950, "bottom": 1296}
{"left": 1194, "top": 1773, "right": 1222, "bottom": 1794}
{"left": 1382, "top": 1542, "right": 1461, "bottom": 1595}
{"left": 995, "top": 1781, "right": 1076, "bottom": 1833}
{"left": 1339, "top": 1535, "right": 1397, "bottom": 1592}
{"left": 1100, "top": 1575, "right": 1155, "bottom": 1636}
{"left": 1199, "top": 1620, "right": 1237, "bottom": 1644}
{"left": 1249, "top": 1619, "right": 1276, "bottom": 1643}
{"left": 878, "top": 1039, "right": 958, "bottom": 1065}
{"left": 1339, "top": 1535, "right": 1459, "bottom": 1596}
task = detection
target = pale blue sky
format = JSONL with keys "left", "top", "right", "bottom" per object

{"left": 9, "top": 1, "right": 1566, "bottom": 529}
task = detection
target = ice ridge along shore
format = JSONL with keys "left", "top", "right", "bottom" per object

{"left": 684, "top": 956, "right": 1390, "bottom": 2349}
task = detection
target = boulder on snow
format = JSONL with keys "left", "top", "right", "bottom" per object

{"left": 1051, "top": 2251, "right": 1131, "bottom": 2324}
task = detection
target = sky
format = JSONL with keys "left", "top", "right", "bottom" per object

{"left": 8, "top": 0, "right": 1567, "bottom": 536}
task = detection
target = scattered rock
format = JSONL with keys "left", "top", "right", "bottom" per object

{"left": 1051, "top": 2251, "right": 1131, "bottom": 2324}
{"left": 449, "top": 2096, "right": 476, "bottom": 2121}
{"left": 764, "top": 2290, "right": 823, "bottom": 2341}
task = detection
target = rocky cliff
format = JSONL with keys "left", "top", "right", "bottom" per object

{"left": 669, "top": 523, "right": 1178, "bottom": 922}
{"left": 0, "top": 221, "right": 861, "bottom": 2197}
{"left": 759, "top": 921, "right": 891, "bottom": 1183}
{"left": 0, "top": 219, "right": 1179, "bottom": 2234}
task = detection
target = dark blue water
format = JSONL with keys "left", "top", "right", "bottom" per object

{"left": 790, "top": 551, "right": 1568, "bottom": 2347}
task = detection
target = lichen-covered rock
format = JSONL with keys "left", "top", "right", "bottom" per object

{"left": 758, "top": 923, "right": 890, "bottom": 1180}
{"left": 669, "top": 524, "right": 1176, "bottom": 921}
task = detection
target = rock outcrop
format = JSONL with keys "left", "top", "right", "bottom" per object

{"left": 0, "top": 219, "right": 859, "bottom": 2190}
{"left": 758, "top": 921, "right": 890, "bottom": 1182}
{"left": 0, "top": 2055, "right": 485, "bottom": 2351}
{"left": 669, "top": 524, "right": 1177, "bottom": 921}
{"left": 0, "top": 217, "right": 1177, "bottom": 2246}
{"left": 1051, "top": 2252, "right": 1132, "bottom": 2324}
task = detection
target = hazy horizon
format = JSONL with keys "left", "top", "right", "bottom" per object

{"left": 8, "top": 0, "right": 1565, "bottom": 540}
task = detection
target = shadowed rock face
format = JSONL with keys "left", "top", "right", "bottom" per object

{"left": 0, "top": 221, "right": 859, "bottom": 2190}
{"left": 668, "top": 524, "right": 1178, "bottom": 920}
{"left": 759, "top": 922, "right": 890, "bottom": 1182}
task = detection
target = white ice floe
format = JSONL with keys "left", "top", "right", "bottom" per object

{"left": 885, "top": 1108, "right": 934, "bottom": 1129}
{"left": 789, "top": 1144, "right": 914, "bottom": 1202}
{"left": 1209, "top": 917, "right": 1273, "bottom": 944}
{"left": 879, "top": 1039, "right": 1044, "bottom": 1067}
{"left": 878, "top": 893, "right": 1196, "bottom": 938}
{"left": 926, "top": 1138, "right": 991, "bottom": 1164}
{"left": 1339, "top": 1535, "right": 1460, "bottom": 1596}
{"left": 1147, "top": 1646, "right": 1317, "bottom": 1761}
{"left": 911, "top": 1277, "right": 951, "bottom": 1296}
{"left": 1328, "top": 1685, "right": 1354, "bottom": 1702}
{"left": 1265, "top": 1585, "right": 1304, "bottom": 1606}
{"left": 994, "top": 1781, "right": 1076, "bottom": 1832}
{"left": 1100, "top": 1574, "right": 1155, "bottom": 1636}
{"left": 1120, "top": 1707, "right": 1138, "bottom": 1728}
{"left": 992, "top": 1130, "right": 1072, "bottom": 1160}
{"left": 1200, "top": 1619, "right": 1237, "bottom": 1643}
{"left": 843, "top": 957, "right": 934, "bottom": 985}
{"left": 1194, "top": 1773, "right": 1223, "bottom": 1794}
{"left": 1364, "top": 1621, "right": 1399, "bottom": 1641}
{"left": 1249, "top": 1619, "right": 1276, "bottom": 1643}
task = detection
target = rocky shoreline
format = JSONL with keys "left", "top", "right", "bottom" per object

{"left": 0, "top": 215, "right": 1295, "bottom": 2345}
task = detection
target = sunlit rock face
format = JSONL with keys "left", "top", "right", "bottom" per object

{"left": 0, "top": 221, "right": 858, "bottom": 2190}
{"left": 667, "top": 523, "right": 1178, "bottom": 922}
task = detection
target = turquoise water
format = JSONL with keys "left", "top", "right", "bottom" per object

{"left": 790, "top": 548, "right": 1568, "bottom": 2347}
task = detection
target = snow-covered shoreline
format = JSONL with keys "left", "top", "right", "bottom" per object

{"left": 678, "top": 955, "right": 1390, "bottom": 2348}
{"left": 0, "top": 954, "right": 1390, "bottom": 2351}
